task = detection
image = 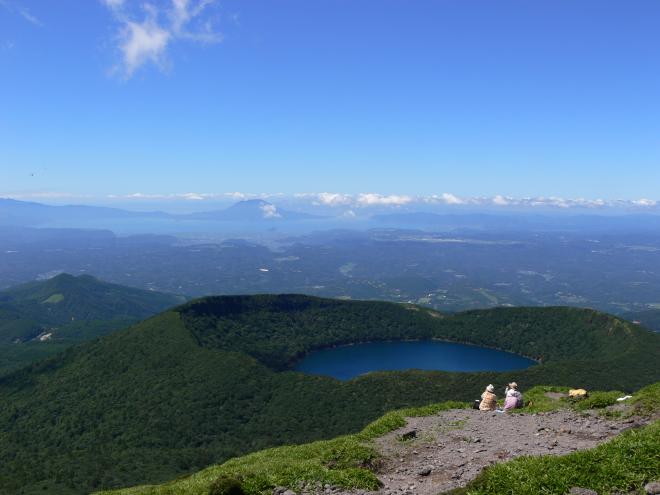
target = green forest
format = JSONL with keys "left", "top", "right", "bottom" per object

{"left": 0, "top": 273, "right": 183, "bottom": 374}
{"left": 0, "top": 295, "right": 658, "bottom": 494}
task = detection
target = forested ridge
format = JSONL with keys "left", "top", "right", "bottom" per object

{"left": 0, "top": 295, "right": 658, "bottom": 494}
{"left": 0, "top": 273, "right": 183, "bottom": 374}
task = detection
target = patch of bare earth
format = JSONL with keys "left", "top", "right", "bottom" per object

{"left": 324, "top": 408, "right": 647, "bottom": 495}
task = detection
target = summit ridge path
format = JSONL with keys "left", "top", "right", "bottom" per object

{"left": 323, "top": 408, "right": 648, "bottom": 495}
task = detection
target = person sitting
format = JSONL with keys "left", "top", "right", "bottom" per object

{"left": 479, "top": 384, "right": 497, "bottom": 411}
{"left": 503, "top": 382, "right": 523, "bottom": 411}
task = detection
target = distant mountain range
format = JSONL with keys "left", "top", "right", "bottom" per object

{"left": 0, "top": 198, "right": 169, "bottom": 226}
{"left": 0, "top": 198, "right": 323, "bottom": 227}
{"left": 0, "top": 273, "right": 184, "bottom": 373}
{"left": 188, "top": 199, "right": 323, "bottom": 221}
{"left": 373, "top": 211, "right": 660, "bottom": 232}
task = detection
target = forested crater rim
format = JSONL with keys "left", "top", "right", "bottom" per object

{"left": 175, "top": 294, "right": 658, "bottom": 372}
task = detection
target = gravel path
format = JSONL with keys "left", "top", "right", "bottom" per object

{"left": 315, "top": 408, "right": 647, "bottom": 495}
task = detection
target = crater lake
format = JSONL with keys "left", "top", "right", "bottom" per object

{"left": 294, "top": 340, "right": 536, "bottom": 380}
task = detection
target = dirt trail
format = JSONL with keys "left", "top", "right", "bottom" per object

{"left": 321, "top": 408, "right": 647, "bottom": 495}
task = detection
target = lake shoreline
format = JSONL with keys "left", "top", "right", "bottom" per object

{"left": 293, "top": 339, "right": 539, "bottom": 380}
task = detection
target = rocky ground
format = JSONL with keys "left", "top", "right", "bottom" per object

{"left": 371, "top": 408, "right": 644, "bottom": 495}
{"left": 294, "top": 405, "right": 652, "bottom": 495}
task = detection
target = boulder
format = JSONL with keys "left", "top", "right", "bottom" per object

{"left": 645, "top": 481, "right": 660, "bottom": 494}
{"left": 568, "top": 488, "right": 597, "bottom": 495}
{"left": 399, "top": 430, "right": 417, "bottom": 441}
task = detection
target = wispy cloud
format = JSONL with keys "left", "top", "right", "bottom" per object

{"left": 356, "top": 193, "right": 413, "bottom": 207}
{"left": 0, "top": 0, "right": 43, "bottom": 26}
{"left": 102, "top": 0, "right": 222, "bottom": 78}
{"left": 4, "top": 191, "right": 660, "bottom": 212}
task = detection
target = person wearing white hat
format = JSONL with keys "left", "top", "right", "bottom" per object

{"left": 479, "top": 384, "right": 497, "bottom": 411}
{"left": 504, "top": 382, "right": 523, "bottom": 411}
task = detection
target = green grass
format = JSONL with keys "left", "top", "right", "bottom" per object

{"left": 571, "top": 391, "right": 624, "bottom": 411}
{"left": 450, "top": 421, "right": 660, "bottom": 495}
{"left": 509, "top": 386, "right": 637, "bottom": 415}
{"left": 510, "top": 385, "right": 571, "bottom": 413}
{"left": 42, "top": 293, "right": 64, "bottom": 304}
{"left": 95, "top": 401, "right": 468, "bottom": 495}
{"left": 627, "top": 382, "right": 660, "bottom": 417}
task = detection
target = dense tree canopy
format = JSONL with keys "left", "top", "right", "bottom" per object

{"left": 0, "top": 295, "right": 658, "bottom": 494}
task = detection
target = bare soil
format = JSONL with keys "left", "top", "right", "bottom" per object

{"left": 316, "top": 408, "right": 647, "bottom": 495}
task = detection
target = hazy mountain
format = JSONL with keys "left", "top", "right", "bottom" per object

{"left": 0, "top": 198, "right": 170, "bottom": 227}
{"left": 0, "top": 198, "right": 325, "bottom": 232}
{"left": 0, "top": 295, "right": 656, "bottom": 493}
{"left": 372, "top": 212, "right": 660, "bottom": 232}
{"left": 189, "top": 199, "right": 324, "bottom": 221}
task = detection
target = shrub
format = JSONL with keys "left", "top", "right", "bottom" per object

{"left": 208, "top": 476, "right": 245, "bottom": 495}
{"left": 572, "top": 391, "right": 623, "bottom": 410}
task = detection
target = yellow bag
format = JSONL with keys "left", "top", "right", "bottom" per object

{"left": 568, "top": 388, "right": 588, "bottom": 399}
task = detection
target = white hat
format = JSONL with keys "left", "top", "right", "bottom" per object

{"left": 486, "top": 384, "right": 495, "bottom": 392}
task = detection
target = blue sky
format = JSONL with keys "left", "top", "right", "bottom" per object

{"left": 1, "top": 0, "right": 659, "bottom": 203}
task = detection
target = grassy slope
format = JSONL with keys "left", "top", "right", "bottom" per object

{"left": 95, "top": 401, "right": 469, "bottom": 495}
{"left": 98, "top": 384, "right": 660, "bottom": 495}
{"left": 0, "top": 296, "right": 658, "bottom": 494}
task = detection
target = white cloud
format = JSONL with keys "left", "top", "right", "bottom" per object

{"left": 103, "top": 0, "right": 125, "bottom": 9}
{"left": 491, "top": 195, "right": 511, "bottom": 206}
{"left": 0, "top": 0, "right": 43, "bottom": 26}
{"left": 423, "top": 193, "right": 466, "bottom": 205}
{"left": 260, "top": 203, "right": 281, "bottom": 219}
{"left": 120, "top": 18, "right": 171, "bottom": 76}
{"left": 356, "top": 193, "right": 412, "bottom": 207}
{"left": 297, "top": 192, "right": 354, "bottom": 206}
{"left": 633, "top": 198, "right": 657, "bottom": 207}
{"left": 103, "top": 0, "right": 221, "bottom": 78}
{"left": 7, "top": 191, "right": 660, "bottom": 212}
{"left": 441, "top": 193, "right": 464, "bottom": 205}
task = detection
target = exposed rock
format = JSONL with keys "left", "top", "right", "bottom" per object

{"left": 645, "top": 481, "right": 660, "bottom": 494}
{"left": 568, "top": 488, "right": 598, "bottom": 495}
{"left": 416, "top": 467, "right": 431, "bottom": 476}
{"left": 399, "top": 430, "right": 417, "bottom": 441}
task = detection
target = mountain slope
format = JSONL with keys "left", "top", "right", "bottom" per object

{"left": 0, "top": 295, "right": 657, "bottom": 494}
{"left": 0, "top": 274, "right": 184, "bottom": 373}
{"left": 97, "top": 383, "right": 660, "bottom": 495}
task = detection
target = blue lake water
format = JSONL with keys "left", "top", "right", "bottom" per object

{"left": 294, "top": 340, "right": 536, "bottom": 380}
